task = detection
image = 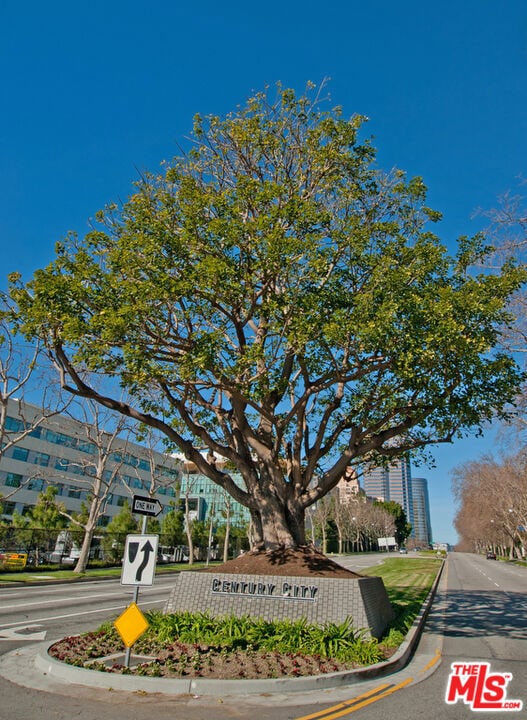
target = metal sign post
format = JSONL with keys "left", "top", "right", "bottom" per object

{"left": 119, "top": 498, "right": 162, "bottom": 667}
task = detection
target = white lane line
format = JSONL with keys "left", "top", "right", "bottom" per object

{"left": 0, "top": 598, "right": 162, "bottom": 630}
{"left": 0, "top": 591, "right": 123, "bottom": 611}
{"left": 1, "top": 582, "right": 170, "bottom": 611}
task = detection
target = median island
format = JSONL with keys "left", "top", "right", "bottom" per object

{"left": 47, "top": 552, "right": 441, "bottom": 680}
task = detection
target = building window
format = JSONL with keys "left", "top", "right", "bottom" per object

{"left": 28, "top": 479, "right": 45, "bottom": 492}
{"left": 12, "top": 446, "right": 29, "bottom": 462}
{"left": 33, "top": 452, "right": 50, "bottom": 467}
{"left": 5, "top": 472, "right": 23, "bottom": 488}
{"left": 44, "top": 429, "right": 77, "bottom": 448}
{"left": 5, "top": 416, "right": 24, "bottom": 432}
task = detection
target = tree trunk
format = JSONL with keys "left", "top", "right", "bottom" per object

{"left": 74, "top": 525, "right": 94, "bottom": 574}
{"left": 185, "top": 523, "right": 194, "bottom": 566}
{"left": 223, "top": 501, "right": 231, "bottom": 563}
{"left": 249, "top": 493, "right": 307, "bottom": 551}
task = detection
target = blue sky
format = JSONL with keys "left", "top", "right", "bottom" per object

{"left": 1, "top": 1, "right": 526, "bottom": 544}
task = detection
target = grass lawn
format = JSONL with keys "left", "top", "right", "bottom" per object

{"left": 362, "top": 556, "right": 443, "bottom": 642}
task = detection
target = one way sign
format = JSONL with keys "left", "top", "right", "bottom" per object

{"left": 121, "top": 534, "right": 159, "bottom": 586}
{"left": 132, "top": 495, "right": 163, "bottom": 517}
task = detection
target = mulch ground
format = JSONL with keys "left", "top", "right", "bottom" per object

{"left": 202, "top": 546, "right": 363, "bottom": 578}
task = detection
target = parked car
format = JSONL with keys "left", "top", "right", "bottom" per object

{"left": 399, "top": 547, "right": 408, "bottom": 554}
{"left": 486, "top": 551, "right": 497, "bottom": 560}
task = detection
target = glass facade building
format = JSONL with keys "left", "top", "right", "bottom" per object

{"left": 361, "top": 458, "right": 433, "bottom": 543}
{"left": 410, "top": 477, "right": 433, "bottom": 545}
{"left": 178, "top": 462, "right": 251, "bottom": 528}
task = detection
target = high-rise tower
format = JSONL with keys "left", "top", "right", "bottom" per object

{"left": 361, "top": 456, "right": 413, "bottom": 516}
{"left": 361, "top": 458, "right": 432, "bottom": 544}
{"left": 410, "top": 477, "right": 433, "bottom": 545}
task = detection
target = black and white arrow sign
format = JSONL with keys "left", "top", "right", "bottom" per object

{"left": 132, "top": 495, "right": 163, "bottom": 517}
{"left": 121, "top": 534, "right": 159, "bottom": 586}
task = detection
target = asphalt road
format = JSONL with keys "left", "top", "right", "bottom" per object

{"left": 0, "top": 552, "right": 526, "bottom": 720}
{"left": 0, "top": 573, "right": 174, "bottom": 642}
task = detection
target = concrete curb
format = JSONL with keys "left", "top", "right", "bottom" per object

{"left": 33, "top": 561, "right": 445, "bottom": 696}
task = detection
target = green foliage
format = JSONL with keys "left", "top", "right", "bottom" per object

{"left": 100, "top": 503, "right": 138, "bottom": 561}
{"left": 9, "top": 82, "right": 526, "bottom": 548}
{"left": 104, "top": 502, "right": 137, "bottom": 534}
{"left": 362, "top": 556, "right": 441, "bottom": 645}
{"left": 29, "top": 486, "right": 68, "bottom": 529}
{"left": 139, "top": 610, "right": 384, "bottom": 664}
{"left": 160, "top": 508, "right": 185, "bottom": 545}
{"left": 190, "top": 520, "right": 210, "bottom": 547}
{"left": 374, "top": 499, "right": 411, "bottom": 544}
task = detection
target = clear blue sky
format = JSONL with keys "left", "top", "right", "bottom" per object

{"left": 1, "top": 1, "right": 526, "bottom": 544}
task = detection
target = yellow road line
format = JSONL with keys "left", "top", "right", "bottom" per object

{"left": 294, "top": 678, "right": 414, "bottom": 720}
{"left": 293, "top": 685, "right": 392, "bottom": 720}
{"left": 421, "top": 648, "right": 441, "bottom": 674}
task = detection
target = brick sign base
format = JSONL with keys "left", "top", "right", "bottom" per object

{"left": 164, "top": 571, "right": 394, "bottom": 638}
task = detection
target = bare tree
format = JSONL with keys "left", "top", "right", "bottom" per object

{"left": 478, "top": 184, "right": 527, "bottom": 354}
{"left": 309, "top": 494, "right": 335, "bottom": 554}
{"left": 1, "top": 303, "right": 69, "bottom": 496}
{"left": 180, "top": 465, "right": 199, "bottom": 565}
{"left": 120, "top": 427, "right": 179, "bottom": 497}
{"left": 52, "top": 400, "right": 137, "bottom": 573}
{"left": 453, "top": 452, "right": 527, "bottom": 558}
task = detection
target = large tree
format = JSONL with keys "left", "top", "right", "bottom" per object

{"left": 8, "top": 84, "right": 526, "bottom": 551}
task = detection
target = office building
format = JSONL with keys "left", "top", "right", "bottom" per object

{"left": 336, "top": 466, "right": 361, "bottom": 504}
{"left": 177, "top": 454, "right": 251, "bottom": 528}
{"left": 0, "top": 398, "right": 180, "bottom": 526}
{"left": 361, "top": 456, "right": 414, "bottom": 514}
{"left": 361, "top": 457, "right": 432, "bottom": 543}
{"left": 410, "top": 477, "right": 433, "bottom": 545}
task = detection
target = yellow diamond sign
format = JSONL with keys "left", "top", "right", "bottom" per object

{"left": 114, "top": 602, "right": 149, "bottom": 648}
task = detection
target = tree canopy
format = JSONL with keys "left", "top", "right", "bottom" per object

{"left": 9, "top": 83, "right": 526, "bottom": 550}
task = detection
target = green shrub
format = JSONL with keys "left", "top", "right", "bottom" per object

{"left": 138, "top": 611, "right": 384, "bottom": 666}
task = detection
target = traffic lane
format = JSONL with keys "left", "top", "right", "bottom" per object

{"left": 446, "top": 551, "right": 527, "bottom": 593}
{"left": 440, "top": 553, "right": 527, "bottom": 665}
{"left": 0, "top": 577, "right": 176, "bottom": 643}
{"left": 316, "top": 553, "right": 527, "bottom": 720}
{"left": 433, "top": 553, "right": 527, "bottom": 717}
{"left": 0, "top": 574, "right": 178, "bottom": 607}
{"left": 0, "top": 670, "right": 284, "bottom": 720}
